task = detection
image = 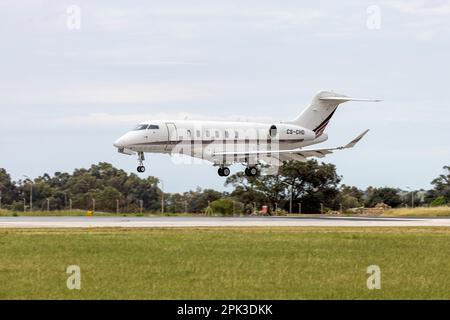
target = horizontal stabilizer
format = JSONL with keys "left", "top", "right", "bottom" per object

{"left": 319, "top": 96, "right": 382, "bottom": 103}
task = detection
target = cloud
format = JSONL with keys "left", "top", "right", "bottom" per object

{"left": 54, "top": 112, "right": 274, "bottom": 127}
{"left": 80, "top": 4, "right": 327, "bottom": 33}
{"left": 6, "top": 84, "right": 214, "bottom": 105}
{"left": 383, "top": 0, "right": 450, "bottom": 16}
{"left": 53, "top": 86, "right": 212, "bottom": 104}
{"left": 428, "top": 147, "right": 450, "bottom": 157}
{"left": 56, "top": 112, "right": 209, "bottom": 126}
{"left": 381, "top": 0, "right": 450, "bottom": 40}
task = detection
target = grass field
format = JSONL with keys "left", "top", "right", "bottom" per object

{"left": 0, "top": 209, "right": 187, "bottom": 217}
{"left": 0, "top": 209, "right": 95, "bottom": 217}
{"left": 1, "top": 227, "right": 449, "bottom": 299}
{"left": 2, "top": 206, "right": 450, "bottom": 218}
{"left": 382, "top": 206, "right": 450, "bottom": 217}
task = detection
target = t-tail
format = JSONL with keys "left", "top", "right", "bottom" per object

{"left": 289, "top": 91, "right": 381, "bottom": 136}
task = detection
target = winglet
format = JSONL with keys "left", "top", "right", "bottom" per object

{"left": 342, "top": 129, "right": 370, "bottom": 149}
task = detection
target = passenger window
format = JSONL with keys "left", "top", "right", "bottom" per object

{"left": 215, "top": 131, "right": 220, "bottom": 138}
{"left": 187, "top": 130, "right": 191, "bottom": 137}
{"left": 206, "top": 130, "right": 210, "bottom": 138}
{"left": 196, "top": 130, "right": 201, "bottom": 138}
{"left": 234, "top": 131, "right": 239, "bottom": 139}
{"left": 225, "top": 131, "right": 229, "bottom": 138}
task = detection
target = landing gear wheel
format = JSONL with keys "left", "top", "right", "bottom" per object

{"left": 137, "top": 152, "right": 146, "bottom": 173}
{"left": 245, "top": 166, "right": 257, "bottom": 176}
{"left": 222, "top": 167, "right": 230, "bottom": 177}
{"left": 218, "top": 167, "right": 230, "bottom": 177}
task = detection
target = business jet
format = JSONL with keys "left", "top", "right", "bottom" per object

{"left": 113, "top": 91, "right": 380, "bottom": 176}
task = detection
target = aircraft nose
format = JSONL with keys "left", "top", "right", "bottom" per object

{"left": 113, "top": 137, "right": 125, "bottom": 148}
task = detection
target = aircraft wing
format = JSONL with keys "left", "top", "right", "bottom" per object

{"left": 212, "top": 129, "right": 369, "bottom": 162}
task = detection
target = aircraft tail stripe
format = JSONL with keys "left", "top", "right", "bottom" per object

{"left": 313, "top": 108, "right": 337, "bottom": 133}
{"left": 315, "top": 120, "right": 329, "bottom": 134}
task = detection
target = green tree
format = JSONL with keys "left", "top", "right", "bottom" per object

{"left": 281, "top": 160, "right": 342, "bottom": 213}
{"left": 339, "top": 185, "right": 364, "bottom": 209}
{"left": 184, "top": 188, "right": 224, "bottom": 214}
{"left": 228, "top": 185, "right": 267, "bottom": 214}
{"left": 365, "top": 187, "right": 402, "bottom": 208}
{"left": 430, "top": 166, "right": 450, "bottom": 203}
{"left": 166, "top": 193, "right": 188, "bottom": 213}
{"left": 3, "top": 163, "right": 162, "bottom": 212}
{"left": 0, "top": 168, "right": 18, "bottom": 206}
{"left": 226, "top": 160, "right": 342, "bottom": 213}
{"left": 430, "top": 196, "right": 447, "bottom": 207}
{"left": 226, "top": 171, "right": 285, "bottom": 211}
{"left": 90, "top": 187, "right": 123, "bottom": 212}
{"left": 209, "top": 198, "right": 236, "bottom": 216}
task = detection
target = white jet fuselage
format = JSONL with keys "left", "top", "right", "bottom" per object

{"left": 114, "top": 120, "right": 323, "bottom": 165}
{"left": 113, "top": 91, "right": 379, "bottom": 175}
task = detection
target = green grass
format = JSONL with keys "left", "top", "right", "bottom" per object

{"left": 382, "top": 206, "right": 450, "bottom": 217}
{"left": 0, "top": 209, "right": 93, "bottom": 217}
{"left": 0, "top": 209, "right": 193, "bottom": 217}
{"left": 1, "top": 227, "right": 449, "bottom": 299}
{"left": 2, "top": 206, "right": 450, "bottom": 217}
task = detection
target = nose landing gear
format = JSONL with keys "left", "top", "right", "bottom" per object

{"left": 137, "top": 152, "right": 146, "bottom": 173}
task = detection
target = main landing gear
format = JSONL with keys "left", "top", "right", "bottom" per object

{"left": 245, "top": 166, "right": 258, "bottom": 177}
{"left": 137, "top": 152, "right": 146, "bottom": 173}
{"left": 137, "top": 166, "right": 145, "bottom": 173}
{"left": 217, "top": 166, "right": 258, "bottom": 177}
{"left": 218, "top": 166, "right": 230, "bottom": 177}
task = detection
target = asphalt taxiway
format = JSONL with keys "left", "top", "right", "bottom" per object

{"left": 0, "top": 216, "right": 449, "bottom": 228}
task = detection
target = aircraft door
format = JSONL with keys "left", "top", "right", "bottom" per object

{"left": 165, "top": 122, "right": 178, "bottom": 150}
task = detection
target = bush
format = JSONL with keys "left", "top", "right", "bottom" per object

{"left": 341, "top": 195, "right": 361, "bottom": 210}
{"left": 10, "top": 201, "right": 25, "bottom": 212}
{"left": 209, "top": 198, "right": 236, "bottom": 216}
{"left": 365, "top": 187, "right": 403, "bottom": 208}
{"left": 273, "top": 208, "right": 288, "bottom": 216}
{"left": 430, "top": 196, "right": 447, "bottom": 207}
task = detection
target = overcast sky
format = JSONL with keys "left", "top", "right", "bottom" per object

{"left": 0, "top": 0, "right": 449, "bottom": 192}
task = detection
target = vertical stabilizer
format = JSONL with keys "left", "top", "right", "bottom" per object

{"left": 289, "top": 91, "right": 381, "bottom": 136}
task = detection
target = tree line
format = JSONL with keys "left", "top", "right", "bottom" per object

{"left": 0, "top": 162, "right": 448, "bottom": 214}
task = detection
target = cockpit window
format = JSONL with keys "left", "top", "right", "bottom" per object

{"left": 148, "top": 125, "right": 159, "bottom": 130}
{"left": 134, "top": 124, "right": 148, "bottom": 130}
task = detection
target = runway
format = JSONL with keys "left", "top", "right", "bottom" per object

{"left": 0, "top": 216, "right": 450, "bottom": 228}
